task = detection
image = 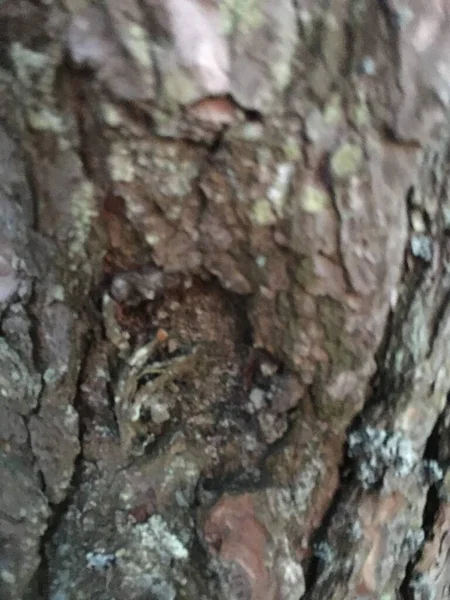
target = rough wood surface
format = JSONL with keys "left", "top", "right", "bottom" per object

{"left": 1, "top": 1, "right": 450, "bottom": 599}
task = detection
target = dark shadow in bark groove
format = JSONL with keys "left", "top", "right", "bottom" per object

{"left": 31, "top": 329, "right": 95, "bottom": 600}
{"left": 301, "top": 483, "right": 346, "bottom": 598}
{"left": 300, "top": 285, "right": 421, "bottom": 597}
{"left": 427, "top": 289, "right": 450, "bottom": 360}
{"left": 399, "top": 401, "right": 448, "bottom": 600}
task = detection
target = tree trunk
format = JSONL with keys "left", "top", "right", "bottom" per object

{"left": 1, "top": 1, "right": 450, "bottom": 599}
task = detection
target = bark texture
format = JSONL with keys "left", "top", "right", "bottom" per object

{"left": 1, "top": 1, "right": 450, "bottom": 599}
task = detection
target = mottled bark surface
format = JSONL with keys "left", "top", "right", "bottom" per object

{"left": 1, "top": 1, "right": 450, "bottom": 599}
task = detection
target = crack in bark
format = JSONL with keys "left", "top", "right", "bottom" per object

{"left": 33, "top": 332, "right": 94, "bottom": 600}
{"left": 398, "top": 398, "right": 449, "bottom": 600}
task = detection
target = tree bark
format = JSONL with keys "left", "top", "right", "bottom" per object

{"left": 1, "top": 1, "right": 450, "bottom": 599}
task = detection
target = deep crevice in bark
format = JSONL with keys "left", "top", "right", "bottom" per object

{"left": 399, "top": 401, "right": 448, "bottom": 600}
{"left": 301, "top": 484, "right": 346, "bottom": 597}
{"left": 32, "top": 328, "right": 95, "bottom": 600}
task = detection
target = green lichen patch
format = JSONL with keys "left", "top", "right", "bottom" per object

{"left": 301, "top": 185, "right": 331, "bottom": 213}
{"left": 317, "top": 297, "right": 356, "bottom": 372}
{"left": 271, "top": 49, "right": 293, "bottom": 91}
{"left": 26, "top": 107, "right": 66, "bottom": 134}
{"left": 101, "top": 102, "right": 123, "bottom": 127}
{"left": 323, "top": 94, "right": 344, "bottom": 125}
{"left": 293, "top": 259, "right": 315, "bottom": 289}
{"left": 283, "top": 137, "right": 301, "bottom": 161}
{"left": 251, "top": 198, "right": 277, "bottom": 225}
{"left": 220, "top": 0, "right": 264, "bottom": 35}
{"left": 163, "top": 68, "right": 200, "bottom": 108}
{"left": 331, "top": 143, "right": 363, "bottom": 178}
{"left": 351, "top": 99, "right": 371, "bottom": 127}
{"left": 123, "top": 23, "right": 152, "bottom": 69}
{"left": 10, "top": 43, "right": 52, "bottom": 92}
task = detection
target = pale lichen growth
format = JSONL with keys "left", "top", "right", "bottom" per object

{"left": 163, "top": 69, "right": 200, "bottom": 108}
{"left": 360, "top": 56, "right": 376, "bottom": 76}
{"left": 348, "top": 427, "right": 418, "bottom": 488}
{"left": 69, "top": 180, "right": 97, "bottom": 262}
{"left": 276, "top": 555, "right": 305, "bottom": 600}
{"left": 108, "top": 143, "right": 135, "bottom": 183}
{"left": 10, "top": 43, "right": 52, "bottom": 92}
{"left": 331, "top": 143, "right": 363, "bottom": 178}
{"left": 220, "top": 0, "right": 263, "bottom": 35}
{"left": 314, "top": 541, "right": 335, "bottom": 564}
{"left": 237, "top": 122, "right": 265, "bottom": 141}
{"left": 323, "top": 94, "right": 344, "bottom": 125}
{"left": 256, "top": 255, "right": 267, "bottom": 268}
{"left": 267, "top": 163, "right": 294, "bottom": 217}
{"left": 251, "top": 199, "right": 277, "bottom": 225}
{"left": 123, "top": 23, "right": 152, "bottom": 69}
{"left": 0, "top": 338, "right": 41, "bottom": 413}
{"left": 50, "top": 284, "right": 65, "bottom": 302}
{"left": 144, "top": 232, "right": 160, "bottom": 246}
{"left": 301, "top": 185, "right": 330, "bottom": 213}
{"left": 402, "top": 529, "right": 425, "bottom": 555}
{"left": 0, "top": 570, "right": 16, "bottom": 585}
{"left": 283, "top": 136, "right": 301, "bottom": 161}
{"left": 9, "top": 42, "right": 70, "bottom": 136}
{"left": 101, "top": 102, "right": 123, "bottom": 127}
{"left": 116, "top": 515, "right": 188, "bottom": 596}
{"left": 26, "top": 108, "right": 66, "bottom": 134}
{"left": 352, "top": 103, "right": 371, "bottom": 127}
{"left": 86, "top": 550, "right": 116, "bottom": 572}
{"left": 422, "top": 460, "right": 443, "bottom": 484}
{"left": 410, "top": 234, "right": 433, "bottom": 262}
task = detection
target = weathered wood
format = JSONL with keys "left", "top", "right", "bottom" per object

{"left": 0, "top": 1, "right": 450, "bottom": 599}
